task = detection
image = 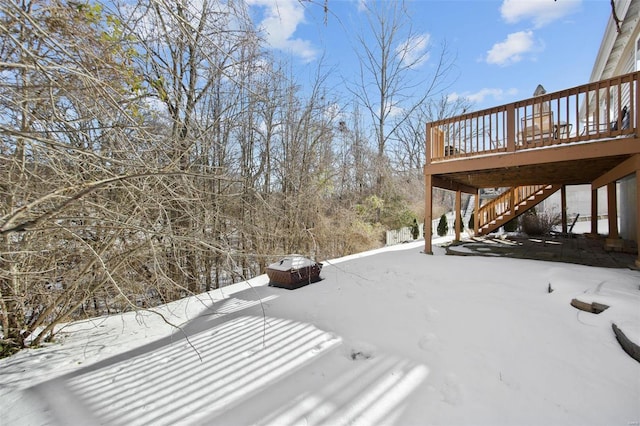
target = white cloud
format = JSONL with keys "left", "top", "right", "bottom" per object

{"left": 396, "top": 33, "right": 431, "bottom": 68}
{"left": 247, "top": 0, "right": 317, "bottom": 62}
{"left": 486, "top": 30, "right": 535, "bottom": 66}
{"left": 500, "top": 0, "right": 581, "bottom": 28}
{"left": 387, "top": 104, "right": 405, "bottom": 119}
{"left": 449, "top": 88, "right": 518, "bottom": 105}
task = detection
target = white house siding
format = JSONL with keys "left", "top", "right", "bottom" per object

{"left": 589, "top": 0, "right": 639, "bottom": 242}
{"left": 620, "top": 175, "right": 638, "bottom": 240}
{"left": 618, "top": 6, "right": 640, "bottom": 241}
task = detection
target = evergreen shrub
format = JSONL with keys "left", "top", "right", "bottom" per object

{"left": 437, "top": 214, "right": 448, "bottom": 237}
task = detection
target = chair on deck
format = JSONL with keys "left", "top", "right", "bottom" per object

{"left": 520, "top": 110, "right": 555, "bottom": 143}
{"left": 520, "top": 84, "right": 555, "bottom": 143}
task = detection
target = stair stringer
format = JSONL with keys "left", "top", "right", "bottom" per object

{"left": 477, "top": 184, "right": 562, "bottom": 236}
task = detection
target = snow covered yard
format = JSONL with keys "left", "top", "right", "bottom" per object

{"left": 1, "top": 241, "right": 639, "bottom": 426}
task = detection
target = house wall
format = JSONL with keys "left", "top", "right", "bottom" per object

{"left": 620, "top": 175, "right": 638, "bottom": 239}
{"left": 618, "top": 12, "right": 640, "bottom": 241}
{"left": 539, "top": 185, "right": 609, "bottom": 227}
{"left": 589, "top": 0, "right": 640, "bottom": 242}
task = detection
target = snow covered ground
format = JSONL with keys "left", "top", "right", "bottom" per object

{"left": 1, "top": 239, "right": 639, "bottom": 426}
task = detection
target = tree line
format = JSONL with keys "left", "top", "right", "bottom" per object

{"left": 0, "top": 0, "right": 467, "bottom": 356}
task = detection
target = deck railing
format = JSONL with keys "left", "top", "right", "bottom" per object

{"left": 427, "top": 71, "right": 639, "bottom": 163}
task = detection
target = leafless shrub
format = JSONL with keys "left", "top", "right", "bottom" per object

{"left": 521, "top": 209, "right": 561, "bottom": 236}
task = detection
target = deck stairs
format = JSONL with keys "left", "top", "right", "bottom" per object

{"left": 476, "top": 184, "right": 561, "bottom": 236}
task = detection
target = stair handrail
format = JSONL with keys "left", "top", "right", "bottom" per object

{"left": 478, "top": 185, "right": 550, "bottom": 230}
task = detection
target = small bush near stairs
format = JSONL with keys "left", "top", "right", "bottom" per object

{"left": 503, "top": 217, "right": 518, "bottom": 232}
{"left": 521, "top": 209, "right": 560, "bottom": 236}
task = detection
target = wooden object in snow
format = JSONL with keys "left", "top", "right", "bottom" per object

{"left": 570, "top": 298, "right": 609, "bottom": 314}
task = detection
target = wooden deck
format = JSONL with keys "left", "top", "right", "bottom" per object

{"left": 423, "top": 71, "right": 640, "bottom": 266}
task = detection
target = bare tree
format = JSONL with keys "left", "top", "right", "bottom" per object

{"left": 116, "top": 0, "right": 263, "bottom": 293}
{"left": 333, "top": 103, "right": 376, "bottom": 198}
{"left": 0, "top": 0, "right": 155, "bottom": 352}
{"left": 391, "top": 95, "right": 472, "bottom": 172}
{"left": 349, "top": 0, "right": 454, "bottom": 195}
{"left": 0, "top": 0, "right": 262, "bottom": 354}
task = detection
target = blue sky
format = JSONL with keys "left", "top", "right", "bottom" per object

{"left": 246, "top": 0, "right": 611, "bottom": 112}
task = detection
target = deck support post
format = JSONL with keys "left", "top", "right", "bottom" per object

{"left": 605, "top": 182, "right": 622, "bottom": 251}
{"left": 561, "top": 185, "right": 568, "bottom": 234}
{"left": 424, "top": 173, "right": 433, "bottom": 254}
{"left": 590, "top": 188, "right": 599, "bottom": 236}
{"left": 636, "top": 170, "right": 640, "bottom": 268}
{"left": 455, "top": 190, "right": 461, "bottom": 241}
{"left": 607, "top": 182, "right": 619, "bottom": 239}
{"left": 475, "top": 189, "right": 480, "bottom": 235}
